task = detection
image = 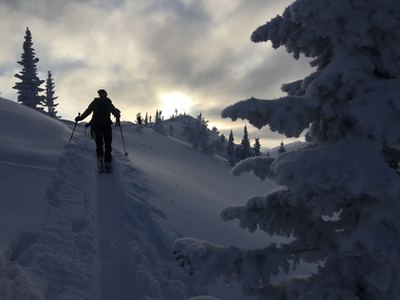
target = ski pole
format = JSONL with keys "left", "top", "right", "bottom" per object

{"left": 69, "top": 113, "right": 80, "bottom": 143}
{"left": 119, "top": 121, "right": 129, "bottom": 156}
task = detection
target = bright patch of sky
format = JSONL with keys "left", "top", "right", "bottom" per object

{"left": 161, "top": 92, "right": 193, "bottom": 118}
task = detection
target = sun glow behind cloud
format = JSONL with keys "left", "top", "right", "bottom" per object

{"left": 160, "top": 92, "right": 192, "bottom": 118}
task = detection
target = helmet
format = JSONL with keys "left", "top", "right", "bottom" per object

{"left": 97, "top": 89, "right": 108, "bottom": 97}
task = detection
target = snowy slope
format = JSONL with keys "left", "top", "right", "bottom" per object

{"left": 0, "top": 97, "right": 280, "bottom": 300}
{"left": 0, "top": 98, "right": 70, "bottom": 251}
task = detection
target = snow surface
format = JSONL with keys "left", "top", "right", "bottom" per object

{"left": 0, "top": 97, "right": 288, "bottom": 299}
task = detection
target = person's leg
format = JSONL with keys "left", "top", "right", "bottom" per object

{"left": 92, "top": 127, "right": 104, "bottom": 161}
{"left": 103, "top": 125, "right": 113, "bottom": 163}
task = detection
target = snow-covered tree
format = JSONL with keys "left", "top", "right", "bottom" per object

{"left": 241, "top": 125, "right": 253, "bottom": 159}
{"left": 154, "top": 110, "right": 162, "bottom": 123}
{"left": 44, "top": 71, "right": 60, "bottom": 119}
{"left": 154, "top": 110, "right": 165, "bottom": 134}
{"left": 136, "top": 112, "right": 143, "bottom": 124}
{"left": 277, "top": 140, "right": 286, "bottom": 154}
{"left": 212, "top": 126, "right": 219, "bottom": 135}
{"left": 226, "top": 130, "right": 236, "bottom": 166}
{"left": 220, "top": 133, "right": 227, "bottom": 143}
{"left": 175, "top": 1, "right": 400, "bottom": 299}
{"left": 182, "top": 113, "right": 209, "bottom": 151}
{"left": 13, "top": 27, "right": 45, "bottom": 110}
{"left": 234, "top": 145, "right": 242, "bottom": 163}
{"left": 253, "top": 138, "right": 261, "bottom": 157}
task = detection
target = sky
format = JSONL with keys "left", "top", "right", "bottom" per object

{"left": 0, "top": 0, "right": 313, "bottom": 148}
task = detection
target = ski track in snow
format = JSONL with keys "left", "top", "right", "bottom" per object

{"left": 98, "top": 149, "right": 202, "bottom": 300}
{"left": 0, "top": 133, "right": 203, "bottom": 300}
{"left": 97, "top": 152, "right": 165, "bottom": 299}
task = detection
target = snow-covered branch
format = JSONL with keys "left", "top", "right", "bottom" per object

{"left": 251, "top": 6, "right": 332, "bottom": 61}
{"left": 271, "top": 139, "right": 400, "bottom": 201}
{"left": 231, "top": 157, "right": 276, "bottom": 181}
{"left": 221, "top": 96, "right": 314, "bottom": 138}
{"left": 174, "top": 238, "right": 306, "bottom": 298}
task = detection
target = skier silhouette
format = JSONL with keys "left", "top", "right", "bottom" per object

{"left": 75, "top": 89, "right": 120, "bottom": 172}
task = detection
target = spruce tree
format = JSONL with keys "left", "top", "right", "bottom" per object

{"left": 253, "top": 138, "right": 261, "bottom": 157}
{"left": 226, "top": 130, "right": 236, "bottom": 166}
{"left": 175, "top": 1, "right": 400, "bottom": 298}
{"left": 44, "top": 71, "right": 60, "bottom": 118}
{"left": 220, "top": 134, "right": 226, "bottom": 143}
{"left": 277, "top": 140, "right": 286, "bottom": 154}
{"left": 211, "top": 126, "right": 219, "bottom": 134}
{"left": 13, "top": 27, "right": 45, "bottom": 110}
{"left": 182, "top": 113, "right": 209, "bottom": 151}
{"left": 240, "top": 125, "right": 252, "bottom": 159}
{"left": 234, "top": 145, "right": 242, "bottom": 163}
{"left": 136, "top": 113, "right": 143, "bottom": 124}
{"left": 154, "top": 110, "right": 165, "bottom": 134}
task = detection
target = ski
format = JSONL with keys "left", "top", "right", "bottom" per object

{"left": 104, "top": 163, "right": 112, "bottom": 174}
{"left": 94, "top": 151, "right": 112, "bottom": 174}
{"left": 98, "top": 161, "right": 105, "bottom": 173}
{"left": 98, "top": 161, "right": 112, "bottom": 174}
{"left": 94, "top": 151, "right": 105, "bottom": 173}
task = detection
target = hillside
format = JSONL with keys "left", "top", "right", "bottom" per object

{"left": 0, "top": 97, "right": 288, "bottom": 299}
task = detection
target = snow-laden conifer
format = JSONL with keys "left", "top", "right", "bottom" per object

{"left": 153, "top": 109, "right": 165, "bottom": 134}
{"left": 253, "top": 138, "right": 261, "bottom": 157}
{"left": 13, "top": 27, "right": 45, "bottom": 110}
{"left": 277, "top": 141, "right": 286, "bottom": 154}
{"left": 182, "top": 113, "right": 210, "bottom": 151}
{"left": 175, "top": 0, "right": 400, "bottom": 298}
{"left": 240, "top": 125, "right": 252, "bottom": 159}
{"left": 226, "top": 130, "right": 236, "bottom": 166}
{"left": 44, "top": 71, "right": 60, "bottom": 119}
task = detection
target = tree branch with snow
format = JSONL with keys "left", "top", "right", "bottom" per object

{"left": 231, "top": 156, "right": 276, "bottom": 181}
{"left": 174, "top": 238, "right": 313, "bottom": 298}
{"left": 221, "top": 96, "right": 314, "bottom": 138}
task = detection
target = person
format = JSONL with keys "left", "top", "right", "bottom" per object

{"left": 75, "top": 89, "right": 120, "bottom": 172}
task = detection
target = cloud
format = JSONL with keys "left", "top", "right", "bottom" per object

{"left": 0, "top": 0, "right": 313, "bottom": 148}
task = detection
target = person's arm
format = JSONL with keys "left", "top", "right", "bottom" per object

{"left": 110, "top": 101, "right": 121, "bottom": 125}
{"left": 75, "top": 101, "right": 94, "bottom": 122}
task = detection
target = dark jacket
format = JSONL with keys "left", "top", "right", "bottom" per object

{"left": 80, "top": 97, "right": 120, "bottom": 127}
